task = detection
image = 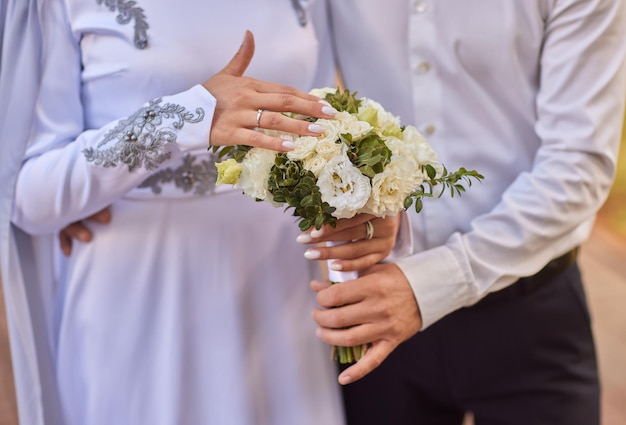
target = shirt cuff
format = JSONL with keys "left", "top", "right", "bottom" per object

{"left": 393, "top": 243, "right": 475, "bottom": 329}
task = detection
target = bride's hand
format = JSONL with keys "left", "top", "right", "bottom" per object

{"left": 202, "top": 31, "right": 337, "bottom": 152}
{"left": 296, "top": 213, "right": 402, "bottom": 272}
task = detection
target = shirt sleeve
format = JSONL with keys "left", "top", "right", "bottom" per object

{"left": 396, "top": 0, "right": 626, "bottom": 329}
{"left": 12, "top": 0, "right": 217, "bottom": 235}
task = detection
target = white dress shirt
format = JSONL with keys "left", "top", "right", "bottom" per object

{"left": 330, "top": 0, "right": 626, "bottom": 328}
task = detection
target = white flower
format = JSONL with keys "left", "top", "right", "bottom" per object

{"left": 359, "top": 98, "right": 402, "bottom": 137}
{"left": 287, "top": 135, "right": 319, "bottom": 161}
{"left": 364, "top": 158, "right": 422, "bottom": 216}
{"left": 303, "top": 155, "right": 328, "bottom": 177}
{"left": 335, "top": 111, "right": 372, "bottom": 140}
{"left": 315, "top": 137, "right": 343, "bottom": 161}
{"left": 239, "top": 148, "right": 278, "bottom": 201}
{"left": 315, "top": 118, "right": 343, "bottom": 146}
{"left": 401, "top": 126, "right": 444, "bottom": 176}
{"left": 309, "top": 87, "right": 337, "bottom": 99}
{"left": 317, "top": 153, "right": 371, "bottom": 219}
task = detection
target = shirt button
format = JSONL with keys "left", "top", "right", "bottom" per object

{"left": 417, "top": 62, "right": 431, "bottom": 74}
{"left": 423, "top": 124, "right": 436, "bottom": 136}
{"left": 413, "top": 0, "right": 429, "bottom": 14}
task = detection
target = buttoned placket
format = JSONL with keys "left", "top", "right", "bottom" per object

{"left": 408, "top": 0, "right": 448, "bottom": 247}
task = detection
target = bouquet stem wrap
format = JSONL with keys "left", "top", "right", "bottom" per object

{"left": 326, "top": 241, "right": 369, "bottom": 364}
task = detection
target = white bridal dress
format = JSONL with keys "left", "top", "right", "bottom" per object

{"left": 0, "top": 1, "right": 344, "bottom": 424}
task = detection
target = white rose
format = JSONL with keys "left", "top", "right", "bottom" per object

{"left": 336, "top": 111, "right": 372, "bottom": 140}
{"left": 317, "top": 153, "right": 371, "bottom": 219}
{"left": 315, "top": 137, "right": 343, "bottom": 161}
{"left": 303, "top": 155, "right": 328, "bottom": 177}
{"left": 239, "top": 148, "right": 277, "bottom": 201}
{"left": 359, "top": 99, "right": 401, "bottom": 136}
{"left": 315, "top": 118, "right": 343, "bottom": 144}
{"left": 364, "top": 159, "right": 423, "bottom": 216}
{"left": 287, "top": 135, "right": 318, "bottom": 161}
{"left": 309, "top": 87, "right": 337, "bottom": 99}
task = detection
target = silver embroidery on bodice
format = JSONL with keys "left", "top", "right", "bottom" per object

{"left": 138, "top": 154, "right": 219, "bottom": 195}
{"left": 84, "top": 98, "right": 205, "bottom": 172}
{"left": 96, "top": 0, "right": 150, "bottom": 49}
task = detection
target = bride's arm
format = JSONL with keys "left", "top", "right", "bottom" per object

{"left": 13, "top": 1, "right": 334, "bottom": 235}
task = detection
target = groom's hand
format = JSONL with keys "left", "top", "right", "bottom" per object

{"left": 310, "top": 262, "right": 422, "bottom": 385}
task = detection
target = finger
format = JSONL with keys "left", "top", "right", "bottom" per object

{"left": 62, "top": 223, "right": 92, "bottom": 243}
{"left": 307, "top": 215, "right": 375, "bottom": 241}
{"left": 328, "top": 253, "right": 383, "bottom": 273}
{"left": 256, "top": 110, "right": 330, "bottom": 137}
{"left": 315, "top": 280, "right": 365, "bottom": 309}
{"left": 59, "top": 232, "right": 72, "bottom": 256}
{"left": 306, "top": 239, "right": 387, "bottom": 262}
{"left": 85, "top": 208, "right": 111, "bottom": 224}
{"left": 253, "top": 92, "right": 338, "bottom": 120}
{"left": 219, "top": 30, "right": 255, "bottom": 77}
{"left": 313, "top": 305, "right": 377, "bottom": 331}
{"left": 337, "top": 342, "right": 394, "bottom": 385}
{"left": 310, "top": 279, "right": 330, "bottom": 293}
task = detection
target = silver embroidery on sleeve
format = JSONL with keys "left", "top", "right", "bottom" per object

{"left": 84, "top": 98, "right": 205, "bottom": 172}
{"left": 138, "top": 154, "right": 219, "bottom": 195}
{"left": 96, "top": 0, "right": 150, "bottom": 49}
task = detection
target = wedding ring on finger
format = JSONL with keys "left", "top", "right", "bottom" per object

{"left": 256, "top": 108, "right": 265, "bottom": 128}
{"left": 364, "top": 220, "right": 374, "bottom": 240}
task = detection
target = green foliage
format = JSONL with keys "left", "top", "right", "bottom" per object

{"left": 403, "top": 166, "right": 485, "bottom": 213}
{"left": 324, "top": 88, "right": 363, "bottom": 114}
{"left": 342, "top": 131, "right": 392, "bottom": 179}
{"left": 211, "top": 145, "right": 252, "bottom": 162}
{"left": 267, "top": 154, "right": 336, "bottom": 230}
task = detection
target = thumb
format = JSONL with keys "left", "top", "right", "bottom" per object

{"left": 220, "top": 30, "right": 255, "bottom": 77}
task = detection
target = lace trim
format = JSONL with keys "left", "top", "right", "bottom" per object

{"left": 138, "top": 154, "right": 219, "bottom": 195}
{"left": 96, "top": 0, "right": 150, "bottom": 49}
{"left": 84, "top": 98, "right": 205, "bottom": 172}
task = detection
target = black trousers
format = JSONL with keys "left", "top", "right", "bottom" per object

{"left": 340, "top": 263, "right": 600, "bottom": 425}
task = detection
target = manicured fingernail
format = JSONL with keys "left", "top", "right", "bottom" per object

{"left": 296, "top": 233, "right": 312, "bottom": 244}
{"left": 321, "top": 105, "right": 338, "bottom": 116}
{"left": 310, "top": 228, "right": 324, "bottom": 238}
{"left": 315, "top": 327, "right": 322, "bottom": 338}
{"left": 308, "top": 123, "right": 324, "bottom": 133}
{"left": 304, "top": 249, "right": 321, "bottom": 260}
{"left": 282, "top": 140, "right": 295, "bottom": 150}
{"left": 329, "top": 263, "right": 343, "bottom": 271}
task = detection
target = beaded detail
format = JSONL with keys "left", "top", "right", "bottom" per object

{"left": 84, "top": 98, "right": 205, "bottom": 172}
{"left": 96, "top": 0, "right": 150, "bottom": 49}
{"left": 138, "top": 154, "right": 219, "bottom": 195}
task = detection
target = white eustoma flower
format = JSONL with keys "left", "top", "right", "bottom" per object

{"left": 239, "top": 148, "right": 277, "bottom": 202}
{"left": 317, "top": 153, "right": 371, "bottom": 219}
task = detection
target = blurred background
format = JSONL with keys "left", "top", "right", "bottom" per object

{"left": 0, "top": 127, "right": 625, "bottom": 424}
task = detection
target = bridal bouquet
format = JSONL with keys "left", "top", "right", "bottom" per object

{"left": 215, "top": 88, "right": 483, "bottom": 363}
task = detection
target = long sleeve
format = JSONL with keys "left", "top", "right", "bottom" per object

{"left": 331, "top": 0, "right": 626, "bottom": 329}
{"left": 395, "top": 0, "right": 626, "bottom": 328}
{"left": 12, "top": 0, "right": 216, "bottom": 235}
